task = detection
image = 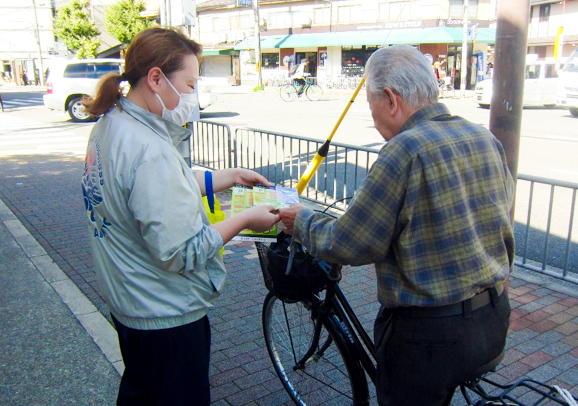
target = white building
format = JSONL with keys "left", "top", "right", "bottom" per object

{"left": 527, "top": 0, "right": 578, "bottom": 59}
{"left": 0, "top": 1, "right": 56, "bottom": 84}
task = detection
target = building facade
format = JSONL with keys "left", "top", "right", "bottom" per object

{"left": 527, "top": 0, "right": 578, "bottom": 59}
{"left": 0, "top": 1, "right": 56, "bottom": 85}
{"left": 194, "top": 0, "right": 497, "bottom": 88}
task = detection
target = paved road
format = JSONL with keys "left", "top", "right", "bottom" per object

{"left": 1, "top": 84, "right": 578, "bottom": 405}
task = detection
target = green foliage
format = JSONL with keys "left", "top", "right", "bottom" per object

{"left": 253, "top": 84, "right": 265, "bottom": 92}
{"left": 105, "top": 0, "right": 154, "bottom": 44}
{"left": 53, "top": 0, "right": 101, "bottom": 58}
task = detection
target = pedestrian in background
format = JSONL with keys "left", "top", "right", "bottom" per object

{"left": 279, "top": 45, "right": 514, "bottom": 406}
{"left": 82, "top": 27, "right": 279, "bottom": 406}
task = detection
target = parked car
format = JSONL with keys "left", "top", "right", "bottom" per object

{"left": 43, "top": 59, "right": 125, "bottom": 122}
{"left": 44, "top": 58, "right": 216, "bottom": 121}
{"left": 475, "top": 58, "right": 558, "bottom": 109}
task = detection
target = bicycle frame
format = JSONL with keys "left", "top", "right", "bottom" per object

{"left": 297, "top": 280, "right": 377, "bottom": 384}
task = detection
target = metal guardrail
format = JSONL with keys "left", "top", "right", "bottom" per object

{"left": 190, "top": 120, "right": 233, "bottom": 170}
{"left": 234, "top": 127, "right": 378, "bottom": 211}
{"left": 192, "top": 122, "right": 578, "bottom": 284}
{"left": 515, "top": 174, "right": 578, "bottom": 283}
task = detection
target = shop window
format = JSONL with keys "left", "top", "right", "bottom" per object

{"left": 539, "top": 4, "right": 550, "bottom": 22}
{"left": 449, "top": 0, "right": 477, "bottom": 19}
{"left": 262, "top": 53, "right": 279, "bottom": 69}
{"left": 212, "top": 16, "right": 230, "bottom": 32}
{"left": 268, "top": 10, "right": 309, "bottom": 28}
{"left": 341, "top": 46, "right": 378, "bottom": 77}
{"left": 338, "top": 5, "right": 362, "bottom": 23}
{"left": 380, "top": 1, "right": 421, "bottom": 21}
{"left": 240, "top": 14, "right": 253, "bottom": 30}
{"left": 268, "top": 11, "right": 290, "bottom": 28}
{"left": 293, "top": 10, "right": 311, "bottom": 27}
{"left": 314, "top": 7, "right": 330, "bottom": 24}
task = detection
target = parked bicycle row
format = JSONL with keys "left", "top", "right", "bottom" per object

{"left": 263, "top": 75, "right": 365, "bottom": 90}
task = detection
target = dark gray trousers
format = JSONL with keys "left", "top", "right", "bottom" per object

{"left": 374, "top": 291, "right": 510, "bottom": 406}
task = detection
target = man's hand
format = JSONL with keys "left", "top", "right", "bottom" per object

{"left": 278, "top": 203, "right": 306, "bottom": 235}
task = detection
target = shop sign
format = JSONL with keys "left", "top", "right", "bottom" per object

{"left": 237, "top": 0, "right": 252, "bottom": 6}
{"left": 439, "top": 19, "right": 473, "bottom": 27}
{"left": 358, "top": 20, "right": 423, "bottom": 30}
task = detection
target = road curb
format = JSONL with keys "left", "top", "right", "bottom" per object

{"left": 0, "top": 197, "right": 124, "bottom": 376}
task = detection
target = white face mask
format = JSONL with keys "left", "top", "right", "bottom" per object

{"left": 155, "top": 71, "right": 198, "bottom": 126}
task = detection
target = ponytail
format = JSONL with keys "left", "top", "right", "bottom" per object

{"left": 83, "top": 73, "right": 126, "bottom": 117}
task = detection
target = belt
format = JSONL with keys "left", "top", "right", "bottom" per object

{"left": 396, "top": 284, "right": 505, "bottom": 319}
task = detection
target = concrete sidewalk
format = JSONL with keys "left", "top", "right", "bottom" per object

{"left": 1, "top": 187, "right": 578, "bottom": 405}
{"left": 0, "top": 199, "right": 120, "bottom": 405}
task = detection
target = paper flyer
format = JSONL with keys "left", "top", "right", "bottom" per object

{"left": 230, "top": 184, "right": 299, "bottom": 242}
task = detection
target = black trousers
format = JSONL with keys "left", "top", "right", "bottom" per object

{"left": 374, "top": 291, "right": 510, "bottom": 406}
{"left": 294, "top": 78, "right": 306, "bottom": 94}
{"left": 112, "top": 315, "right": 211, "bottom": 406}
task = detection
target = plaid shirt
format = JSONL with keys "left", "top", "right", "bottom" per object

{"left": 294, "top": 103, "right": 515, "bottom": 308}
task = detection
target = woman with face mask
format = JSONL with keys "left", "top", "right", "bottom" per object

{"left": 82, "top": 28, "right": 280, "bottom": 405}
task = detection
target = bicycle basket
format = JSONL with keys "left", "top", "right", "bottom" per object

{"left": 256, "top": 232, "right": 341, "bottom": 303}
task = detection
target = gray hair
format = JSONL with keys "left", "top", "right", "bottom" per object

{"left": 365, "top": 45, "right": 438, "bottom": 110}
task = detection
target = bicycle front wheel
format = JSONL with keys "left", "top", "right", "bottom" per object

{"left": 443, "top": 85, "right": 455, "bottom": 99}
{"left": 306, "top": 84, "right": 323, "bottom": 101}
{"left": 280, "top": 85, "right": 297, "bottom": 102}
{"left": 262, "top": 292, "right": 368, "bottom": 406}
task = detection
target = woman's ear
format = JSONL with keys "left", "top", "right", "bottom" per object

{"left": 147, "top": 67, "right": 163, "bottom": 93}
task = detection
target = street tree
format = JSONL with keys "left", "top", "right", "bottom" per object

{"left": 105, "top": 0, "right": 154, "bottom": 45}
{"left": 53, "top": 0, "right": 101, "bottom": 58}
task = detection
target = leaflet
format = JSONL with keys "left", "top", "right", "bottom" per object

{"left": 230, "top": 184, "right": 299, "bottom": 242}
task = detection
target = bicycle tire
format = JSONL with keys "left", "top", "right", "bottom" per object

{"left": 306, "top": 85, "right": 323, "bottom": 101}
{"left": 280, "top": 85, "right": 297, "bottom": 102}
{"left": 262, "top": 292, "right": 369, "bottom": 406}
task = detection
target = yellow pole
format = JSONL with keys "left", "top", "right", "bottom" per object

{"left": 295, "top": 75, "right": 366, "bottom": 195}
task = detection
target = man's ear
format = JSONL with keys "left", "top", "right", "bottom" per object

{"left": 383, "top": 88, "right": 399, "bottom": 114}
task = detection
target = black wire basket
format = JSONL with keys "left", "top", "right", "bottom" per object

{"left": 255, "top": 233, "right": 341, "bottom": 303}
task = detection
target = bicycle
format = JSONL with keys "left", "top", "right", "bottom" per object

{"left": 256, "top": 233, "right": 578, "bottom": 406}
{"left": 280, "top": 77, "right": 323, "bottom": 102}
{"left": 439, "top": 77, "right": 456, "bottom": 99}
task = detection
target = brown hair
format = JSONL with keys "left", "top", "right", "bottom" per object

{"left": 84, "top": 27, "right": 202, "bottom": 117}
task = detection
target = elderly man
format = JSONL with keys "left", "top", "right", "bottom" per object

{"left": 279, "top": 45, "right": 514, "bottom": 406}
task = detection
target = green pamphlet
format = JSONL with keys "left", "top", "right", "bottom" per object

{"left": 230, "top": 184, "right": 299, "bottom": 242}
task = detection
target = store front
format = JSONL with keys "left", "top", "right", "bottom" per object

{"left": 230, "top": 27, "right": 495, "bottom": 87}
{"left": 341, "top": 46, "right": 378, "bottom": 77}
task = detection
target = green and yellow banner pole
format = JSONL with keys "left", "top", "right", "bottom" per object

{"left": 295, "top": 75, "right": 366, "bottom": 195}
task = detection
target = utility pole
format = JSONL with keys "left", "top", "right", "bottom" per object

{"left": 31, "top": 0, "right": 45, "bottom": 86}
{"left": 460, "top": 0, "right": 468, "bottom": 98}
{"left": 253, "top": 0, "right": 263, "bottom": 88}
{"left": 159, "top": 0, "right": 167, "bottom": 27}
{"left": 489, "top": 0, "right": 530, "bottom": 187}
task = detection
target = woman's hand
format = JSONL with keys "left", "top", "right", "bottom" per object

{"left": 243, "top": 205, "right": 280, "bottom": 232}
{"left": 211, "top": 204, "right": 280, "bottom": 244}
{"left": 232, "top": 168, "right": 271, "bottom": 188}
{"left": 278, "top": 203, "right": 305, "bottom": 235}
{"left": 202, "top": 168, "right": 272, "bottom": 195}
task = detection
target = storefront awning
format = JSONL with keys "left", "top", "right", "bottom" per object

{"left": 202, "top": 48, "right": 238, "bottom": 56}
{"left": 235, "top": 27, "right": 495, "bottom": 50}
{"left": 234, "top": 35, "right": 290, "bottom": 50}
